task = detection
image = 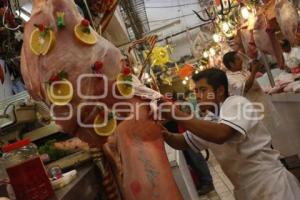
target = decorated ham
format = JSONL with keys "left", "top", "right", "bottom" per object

{"left": 21, "top": 0, "right": 183, "bottom": 199}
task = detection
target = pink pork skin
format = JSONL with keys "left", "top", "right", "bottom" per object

{"left": 20, "top": 0, "right": 183, "bottom": 199}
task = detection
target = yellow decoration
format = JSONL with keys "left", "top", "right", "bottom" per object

{"left": 116, "top": 74, "right": 134, "bottom": 97}
{"left": 150, "top": 46, "right": 171, "bottom": 66}
{"left": 162, "top": 76, "right": 172, "bottom": 85}
{"left": 30, "top": 28, "right": 55, "bottom": 56}
{"left": 175, "top": 63, "right": 180, "bottom": 72}
{"left": 74, "top": 24, "right": 97, "bottom": 45}
{"left": 46, "top": 79, "right": 73, "bottom": 106}
{"left": 93, "top": 114, "right": 117, "bottom": 136}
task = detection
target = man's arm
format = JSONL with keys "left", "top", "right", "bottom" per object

{"left": 245, "top": 60, "right": 259, "bottom": 93}
{"left": 161, "top": 126, "right": 189, "bottom": 150}
{"left": 172, "top": 109, "right": 237, "bottom": 145}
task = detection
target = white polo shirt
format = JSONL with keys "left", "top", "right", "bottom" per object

{"left": 226, "top": 69, "right": 250, "bottom": 96}
{"left": 184, "top": 96, "right": 300, "bottom": 200}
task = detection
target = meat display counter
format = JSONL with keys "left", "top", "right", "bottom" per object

{"left": 256, "top": 68, "right": 300, "bottom": 157}
{"left": 51, "top": 164, "right": 101, "bottom": 200}
{"left": 268, "top": 93, "right": 300, "bottom": 157}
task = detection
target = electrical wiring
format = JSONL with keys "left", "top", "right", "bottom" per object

{"left": 147, "top": 10, "right": 203, "bottom": 23}
{"left": 145, "top": 2, "right": 200, "bottom": 9}
{"left": 2, "top": 0, "right": 22, "bottom": 31}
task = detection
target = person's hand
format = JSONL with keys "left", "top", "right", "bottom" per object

{"left": 250, "top": 60, "right": 260, "bottom": 73}
{"left": 159, "top": 124, "right": 172, "bottom": 141}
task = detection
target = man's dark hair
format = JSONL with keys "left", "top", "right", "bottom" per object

{"left": 281, "top": 39, "right": 291, "bottom": 49}
{"left": 192, "top": 68, "right": 229, "bottom": 97}
{"left": 222, "top": 51, "right": 237, "bottom": 70}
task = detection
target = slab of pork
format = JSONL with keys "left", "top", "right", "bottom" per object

{"left": 20, "top": 0, "right": 183, "bottom": 199}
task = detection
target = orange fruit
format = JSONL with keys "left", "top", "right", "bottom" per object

{"left": 46, "top": 79, "right": 73, "bottom": 106}
{"left": 30, "top": 28, "right": 55, "bottom": 56}
{"left": 116, "top": 74, "right": 134, "bottom": 97}
{"left": 93, "top": 114, "right": 117, "bottom": 136}
{"left": 74, "top": 24, "right": 97, "bottom": 45}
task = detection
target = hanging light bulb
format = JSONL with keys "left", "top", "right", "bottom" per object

{"left": 212, "top": 33, "right": 221, "bottom": 43}
{"left": 144, "top": 73, "right": 150, "bottom": 79}
{"left": 241, "top": 7, "right": 250, "bottom": 20}
{"left": 195, "top": 70, "right": 199, "bottom": 74}
{"left": 200, "top": 65, "right": 204, "bottom": 71}
{"left": 203, "top": 51, "right": 209, "bottom": 58}
{"left": 182, "top": 80, "right": 187, "bottom": 85}
{"left": 133, "top": 67, "right": 139, "bottom": 73}
{"left": 222, "top": 22, "right": 230, "bottom": 33}
{"left": 185, "top": 77, "right": 189, "bottom": 80}
{"left": 209, "top": 48, "right": 216, "bottom": 56}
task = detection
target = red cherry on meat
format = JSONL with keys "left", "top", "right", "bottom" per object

{"left": 122, "top": 67, "right": 131, "bottom": 75}
{"left": 98, "top": 111, "right": 105, "bottom": 119}
{"left": 49, "top": 75, "right": 60, "bottom": 83}
{"left": 38, "top": 24, "right": 45, "bottom": 32}
{"left": 94, "top": 61, "right": 103, "bottom": 71}
{"left": 81, "top": 19, "right": 90, "bottom": 27}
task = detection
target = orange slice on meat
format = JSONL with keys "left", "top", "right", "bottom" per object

{"left": 46, "top": 79, "right": 74, "bottom": 106}
{"left": 93, "top": 114, "right": 117, "bottom": 136}
{"left": 116, "top": 74, "right": 134, "bottom": 97}
{"left": 74, "top": 24, "right": 97, "bottom": 45}
{"left": 30, "top": 28, "right": 55, "bottom": 56}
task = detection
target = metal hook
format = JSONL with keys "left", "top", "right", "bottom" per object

{"left": 193, "top": 9, "right": 216, "bottom": 22}
{"left": 219, "top": 0, "right": 232, "bottom": 16}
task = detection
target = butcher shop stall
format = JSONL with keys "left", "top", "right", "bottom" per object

{"left": 1, "top": 0, "right": 300, "bottom": 199}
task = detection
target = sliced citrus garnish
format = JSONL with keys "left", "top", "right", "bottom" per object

{"left": 116, "top": 74, "right": 134, "bottom": 97}
{"left": 46, "top": 79, "right": 73, "bottom": 106}
{"left": 74, "top": 24, "right": 97, "bottom": 45}
{"left": 93, "top": 114, "right": 117, "bottom": 136}
{"left": 30, "top": 28, "right": 55, "bottom": 56}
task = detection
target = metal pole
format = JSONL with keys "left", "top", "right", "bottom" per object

{"left": 260, "top": 51, "right": 275, "bottom": 87}
{"left": 82, "top": 0, "right": 96, "bottom": 30}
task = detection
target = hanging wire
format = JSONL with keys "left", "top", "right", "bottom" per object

{"left": 2, "top": 7, "right": 21, "bottom": 31}
{"left": 146, "top": 10, "right": 203, "bottom": 23}
{"left": 145, "top": 2, "right": 200, "bottom": 9}
{"left": 2, "top": 0, "right": 22, "bottom": 31}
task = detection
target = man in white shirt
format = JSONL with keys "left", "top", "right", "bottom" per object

{"left": 281, "top": 39, "right": 300, "bottom": 69}
{"left": 160, "top": 68, "right": 300, "bottom": 200}
{"left": 223, "top": 51, "right": 283, "bottom": 144}
{"left": 222, "top": 51, "right": 260, "bottom": 96}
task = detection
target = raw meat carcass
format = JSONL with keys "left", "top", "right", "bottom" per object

{"left": 104, "top": 98, "right": 182, "bottom": 199}
{"left": 192, "top": 25, "right": 214, "bottom": 58}
{"left": 238, "top": 28, "right": 258, "bottom": 59}
{"left": 54, "top": 137, "right": 89, "bottom": 151}
{"left": 253, "top": 15, "right": 275, "bottom": 55}
{"left": 253, "top": 14, "right": 285, "bottom": 68}
{"left": 21, "top": 0, "right": 183, "bottom": 199}
{"left": 275, "top": 0, "right": 300, "bottom": 45}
